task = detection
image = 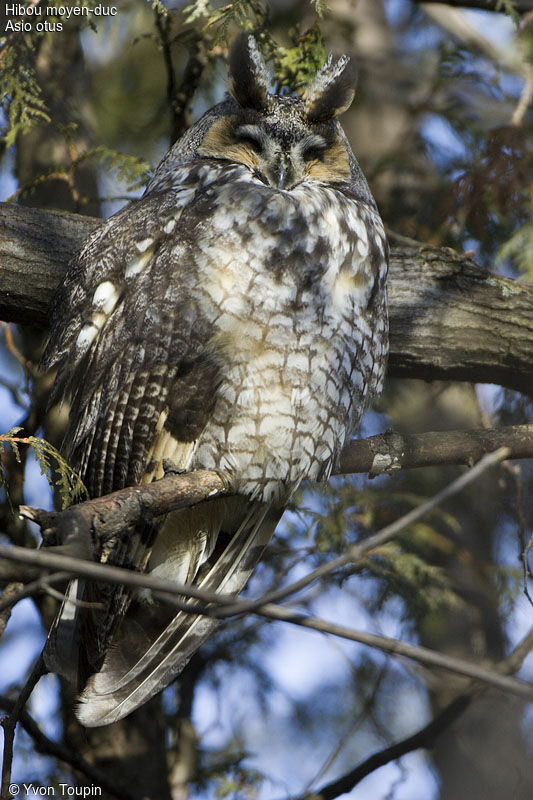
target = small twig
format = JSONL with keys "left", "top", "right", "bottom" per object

{"left": 507, "top": 461, "right": 533, "bottom": 606}
{"left": 0, "top": 583, "right": 23, "bottom": 639}
{"left": 496, "top": 627, "right": 533, "bottom": 675}
{"left": 303, "top": 663, "right": 389, "bottom": 793}
{"left": 155, "top": 15, "right": 205, "bottom": 144}
{"left": 418, "top": 0, "right": 533, "bottom": 12}
{"left": 291, "top": 694, "right": 473, "bottom": 800}
{"left": 289, "top": 626, "right": 533, "bottom": 800}
{"left": 246, "top": 605, "right": 533, "bottom": 701}
{"left": 39, "top": 580, "right": 105, "bottom": 609}
{"left": 0, "top": 557, "right": 531, "bottom": 700}
{"left": 511, "top": 62, "right": 533, "bottom": 125}
{"left": 1, "top": 654, "right": 46, "bottom": 800}
{"left": 0, "top": 572, "right": 71, "bottom": 614}
{"left": 155, "top": 10, "right": 179, "bottom": 142}
{"left": 0, "top": 322, "right": 35, "bottom": 377}
{"left": 0, "top": 377, "right": 29, "bottom": 410}
{"left": 2, "top": 450, "right": 530, "bottom": 701}
{"left": 469, "top": 386, "right": 533, "bottom": 606}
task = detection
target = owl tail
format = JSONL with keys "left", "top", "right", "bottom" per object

{"left": 71, "top": 497, "right": 281, "bottom": 727}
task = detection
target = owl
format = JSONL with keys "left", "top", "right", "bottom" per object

{"left": 42, "top": 34, "right": 388, "bottom": 727}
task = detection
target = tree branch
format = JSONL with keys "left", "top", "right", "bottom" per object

{"left": 0, "top": 418, "right": 526, "bottom": 579}
{"left": 418, "top": 0, "right": 533, "bottom": 13}
{"left": 297, "top": 694, "right": 473, "bottom": 800}
{"left": 1, "top": 656, "right": 46, "bottom": 800}
{"left": 0, "top": 696, "right": 133, "bottom": 800}
{"left": 1, "top": 543, "right": 532, "bottom": 701}
{"left": 2, "top": 448, "right": 533, "bottom": 702}
{"left": 212, "top": 447, "right": 512, "bottom": 617}
{"left": 0, "top": 427, "right": 528, "bottom": 587}
{"left": 292, "top": 628, "right": 533, "bottom": 800}
{"left": 340, "top": 425, "right": 533, "bottom": 475}
{"left": 1, "top": 202, "right": 533, "bottom": 395}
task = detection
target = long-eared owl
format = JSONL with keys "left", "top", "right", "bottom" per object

{"left": 42, "top": 34, "right": 388, "bottom": 727}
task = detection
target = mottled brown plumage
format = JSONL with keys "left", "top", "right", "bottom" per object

{"left": 42, "top": 35, "right": 388, "bottom": 726}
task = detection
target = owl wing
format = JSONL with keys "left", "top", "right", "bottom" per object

{"left": 42, "top": 181, "right": 220, "bottom": 497}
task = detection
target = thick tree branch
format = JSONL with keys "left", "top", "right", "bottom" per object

{"left": 0, "top": 426, "right": 527, "bottom": 586}
{"left": 2, "top": 450, "right": 512, "bottom": 604}
{"left": 1, "top": 203, "right": 533, "bottom": 394}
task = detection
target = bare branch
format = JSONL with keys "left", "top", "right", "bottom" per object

{"left": 0, "top": 583, "right": 23, "bottom": 639}
{"left": 293, "top": 695, "right": 473, "bottom": 800}
{"left": 1, "top": 656, "right": 46, "bottom": 800}
{"left": 0, "top": 572, "right": 81, "bottom": 615}
{"left": 2, "top": 448, "right": 533, "bottom": 702}
{"left": 154, "top": 15, "right": 205, "bottom": 144}
{"left": 0, "top": 695, "right": 133, "bottom": 800}
{"left": 245, "top": 605, "right": 533, "bottom": 700}
{"left": 1, "top": 536, "right": 532, "bottom": 701}
{"left": 214, "top": 448, "right": 513, "bottom": 617}
{"left": 15, "top": 468, "right": 233, "bottom": 573}
{"left": 4, "top": 434, "right": 527, "bottom": 591}
{"left": 291, "top": 626, "right": 533, "bottom": 800}
{"left": 340, "top": 425, "right": 533, "bottom": 475}
{"left": 2, "top": 203, "right": 533, "bottom": 394}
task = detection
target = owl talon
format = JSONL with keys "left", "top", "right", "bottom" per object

{"left": 162, "top": 459, "right": 186, "bottom": 475}
{"left": 41, "top": 529, "right": 93, "bottom": 561}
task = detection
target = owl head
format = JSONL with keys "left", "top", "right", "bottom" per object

{"left": 195, "top": 34, "right": 357, "bottom": 191}
{"left": 151, "top": 34, "right": 362, "bottom": 195}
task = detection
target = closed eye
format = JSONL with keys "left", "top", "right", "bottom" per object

{"left": 303, "top": 146, "right": 326, "bottom": 162}
{"left": 300, "top": 134, "right": 327, "bottom": 163}
{"left": 235, "top": 125, "right": 264, "bottom": 154}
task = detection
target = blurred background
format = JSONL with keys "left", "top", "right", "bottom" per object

{"left": 1, "top": 1, "right": 533, "bottom": 798}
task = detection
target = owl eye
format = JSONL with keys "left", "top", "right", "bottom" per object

{"left": 300, "top": 135, "right": 327, "bottom": 163}
{"left": 303, "top": 146, "right": 326, "bottom": 162}
{"left": 236, "top": 127, "right": 264, "bottom": 153}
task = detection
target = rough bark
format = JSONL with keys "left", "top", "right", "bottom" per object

{"left": 1, "top": 202, "right": 533, "bottom": 395}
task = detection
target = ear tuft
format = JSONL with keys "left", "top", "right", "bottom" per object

{"left": 228, "top": 34, "right": 270, "bottom": 111}
{"left": 304, "top": 55, "right": 357, "bottom": 122}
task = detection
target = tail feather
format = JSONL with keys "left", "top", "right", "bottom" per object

{"left": 75, "top": 500, "right": 281, "bottom": 727}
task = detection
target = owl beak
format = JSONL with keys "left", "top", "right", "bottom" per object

{"left": 274, "top": 158, "right": 291, "bottom": 190}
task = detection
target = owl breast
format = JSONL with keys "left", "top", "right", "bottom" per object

{"left": 180, "top": 163, "right": 388, "bottom": 502}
